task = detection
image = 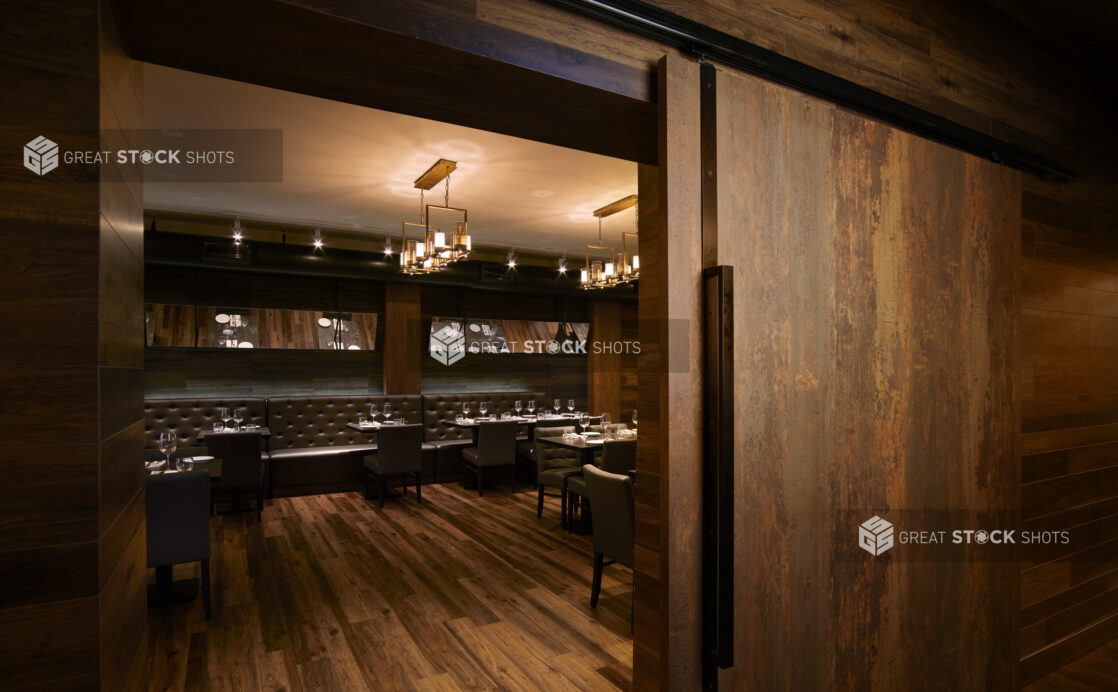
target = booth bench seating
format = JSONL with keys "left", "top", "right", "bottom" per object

{"left": 145, "top": 391, "right": 545, "bottom": 497}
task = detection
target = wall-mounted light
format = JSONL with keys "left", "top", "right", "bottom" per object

{"left": 312, "top": 227, "right": 324, "bottom": 249}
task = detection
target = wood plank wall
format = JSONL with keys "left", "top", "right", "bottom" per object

{"left": 715, "top": 67, "right": 1021, "bottom": 689}
{"left": 0, "top": 2, "right": 147, "bottom": 689}
{"left": 97, "top": 4, "right": 148, "bottom": 688}
{"left": 588, "top": 299, "right": 622, "bottom": 418}
{"left": 1019, "top": 188, "right": 1118, "bottom": 681}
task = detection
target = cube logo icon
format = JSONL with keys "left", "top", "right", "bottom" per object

{"left": 430, "top": 324, "right": 465, "bottom": 366}
{"left": 859, "top": 515, "right": 894, "bottom": 556}
{"left": 24, "top": 136, "right": 59, "bottom": 176}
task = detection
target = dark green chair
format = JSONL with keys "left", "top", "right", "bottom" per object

{"left": 582, "top": 464, "right": 635, "bottom": 609}
{"left": 532, "top": 424, "right": 581, "bottom": 525}
{"left": 565, "top": 433, "right": 634, "bottom": 531}
{"left": 462, "top": 421, "right": 519, "bottom": 496}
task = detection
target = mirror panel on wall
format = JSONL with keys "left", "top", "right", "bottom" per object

{"left": 146, "top": 303, "right": 378, "bottom": 350}
{"left": 429, "top": 317, "right": 588, "bottom": 356}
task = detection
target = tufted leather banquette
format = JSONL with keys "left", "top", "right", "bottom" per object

{"left": 422, "top": 391, "right": 544, "bottom": 479}
{"left": 143, "top": 392, "right": 561, "bottom": 495}
{"left": 145, "top": 398, "right": 269, "bottom": 456}
{"left": 266, "top": 395, "right": 425, "bottom": 494}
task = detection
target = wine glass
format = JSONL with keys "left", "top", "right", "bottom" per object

{"left": 167, "top": 435, "right": 178, "bottom": 470}
{"left": 462, "top": 402, "right": 471, "bottom": 420}
{"left": 553, "top": 398, "right": 561, "bottom": 416}
{"left": 233, "top": 408, "right": 245, "bottom": 431}
{"left": 567, "top": 399, "right": 575, "bottom": 414}
{"left": 632, "top": 409, "right": 638, "bottom": 431}
{"left": 218, "top": 407, "right": 230, "bottom": 430}
{"left": 527, "top": 399, "right": 536, "bottom": 417}
{"left": 578, "top": 412, "right": 590, "bottom": 436}
{"left": 514, "top": 399, "right": 522, "bottom": 417}
{"left": 158, "top": 432, "right": 171, "bottom": 470}
{"left": 479, "top": 402, "right": 488, "bottom": 419}
{"left": 370, "top": 403, "right": 379, "bottom": 422}
{"left": 383, "top": 403, "right": 393, "bottom": 425}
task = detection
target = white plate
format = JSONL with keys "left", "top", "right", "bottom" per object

{"left": 468, "top": 323, "right": 481, "bottom": 333}
{"left": 238, "top": 341, "right": 254, "bottom": 348}
{"left": 191, "top": 456, "right": 214, "bottom": 463}
{"left": 347, "top": 344, "right": 360, "bottom": 350}
{"left": 318, "top": 317, "right": 333, "bottom": 328}
{"left": 582, "top": 431, "right": 601, "bottom": 436}
{"left": 214, "top": 313, "right": 230, "bottom": 324}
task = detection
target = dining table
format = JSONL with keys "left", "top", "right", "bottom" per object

{"left": 196, "top": 425, "right": 271, "bottom": 440}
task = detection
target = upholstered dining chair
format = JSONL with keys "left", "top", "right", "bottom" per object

{"left": 565, "top": 438, "right": 637, "bottom": 532}
{"left": 533, "top": 424, "right": 581, "bottom": 525}
{"left": 205, "top": 431, "right": 266, "bottom": 521}
{"left": 147, "top": 469, "right": 212, "bottom": 619}
{"left": 582, "top": 464, "right": 635, "bottom": 609}
{"left": 462, "top": 420, "right": 518, "bottom": 496}
{"left": 363, "top": 423, "right": 424, "bottom": 507}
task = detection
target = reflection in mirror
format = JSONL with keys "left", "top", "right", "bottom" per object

{"left": 146, "top": 303, "right": 378, "bottom": 350}
{"left": 429, "top": 316, "right": 588, "bottom": 356}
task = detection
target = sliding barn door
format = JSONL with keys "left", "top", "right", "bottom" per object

{"left": 705, "top": 67, "right": 1021, "bottom": 690}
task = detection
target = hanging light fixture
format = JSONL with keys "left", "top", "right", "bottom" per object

{"left": 399, "top": 158, "right": 470, "bottom": 274}
{"left": 617, "top": 203, "right": 639, "bottom": 282}
{"left": 580, "top": 194, "right": 637, "bottom": 289}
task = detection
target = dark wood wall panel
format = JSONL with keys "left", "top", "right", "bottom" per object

{"left": 588, "top": 299, "right": 622, "bottom": 418}
{"left": 98, "top": 4, "right": 148, "bottom": 689}
{"left": 716, "top": 68, "right": 1020, "bottom": 690}
{"left": 1019, "top": 187, "right": 1118, "bottom": 683}
{"left": 384, "top": 282, "right": 421, "bottom": 395}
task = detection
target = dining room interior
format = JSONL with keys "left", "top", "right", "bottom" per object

{"left": 4, "top": 0, "right": 1118, "bottom": 690}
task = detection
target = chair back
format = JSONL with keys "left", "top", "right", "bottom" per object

{"left": 376, "top": 424, "right": 423, "bottom": 474}
{"left": 533, "top": 425, "right": 578, "bottom": 475}
{"left": 474, "top": 421, "right": 518, "bottom": 467}
{"left": 204, "top": 431, "right": 263, "bottom": 489}
{"left": 583, "top": 465, "right": 634, "bottom": 568}
{"left": 600, "top": 439, "right": 637, "bottom": 475}
{"left": 146, "top": 470, "right": 211, "bottom": 567}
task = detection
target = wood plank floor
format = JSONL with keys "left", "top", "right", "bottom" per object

{"left": 147, "top": 483, "right": 634, "bottom": 691}
{"left": 1024, "top": 637, "right": 1118, "bottom": 691}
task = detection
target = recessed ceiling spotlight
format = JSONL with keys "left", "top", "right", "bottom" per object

{"left": 558, "top": 255, "right": 568, "bottom": 274}
{"left": 231, "top": 216, "right": 243, "bottom": 245}
{"left": 530, "top": 189, "right": 554, "bottom": 198}
{"left": 383, "top": 235, "right": 394, "bottom": 256}
{"left": 507, "top": 249, "right": 517, "bottom": 269}
{"left": 313, "top": 228, "right": 324, "bottom": 249}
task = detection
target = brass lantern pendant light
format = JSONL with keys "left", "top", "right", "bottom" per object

{"left": 399, "top": 158, "right": 471, "bottom": 275}
{"left": 580, "top": 194, "right": 639, "bottom": 289}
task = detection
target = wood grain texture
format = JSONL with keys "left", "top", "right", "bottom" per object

{"left": 146, "top": 485, "right": 633, "bottom": 691}
{"left": 588, "top": 299, "right": 622, "bottom": 418}
{"left": 385, "top": 282, "right": 423, "bottom": 395}
{"left": 630, "top": 55, "right": 704, "bottom": 691}
{"left": 715, "top": 67, "right": 1020, "bottom": 690}
{"left": 1019, "top": 182, "right": 1118, "bottom": 682}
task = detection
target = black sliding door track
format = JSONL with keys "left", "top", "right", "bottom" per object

{"left": 546, "top": 0, "right": 1074, "bottom": 181}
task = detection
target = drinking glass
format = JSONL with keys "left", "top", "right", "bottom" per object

{"left": 568, "top": 399, "right": 575, "bottom": 414}
{"left": 158, "top": 432, "right": 171, "bottom": 469}
{"left": 383, "top": 403, "right": 392, "bottom": 424}
{"left": 479, "top": 402, "right": 488, "bottom": 419}
{"left": 219, "top": 407, "right": 230, "bottom": 428}
{"left": 514, "top": 400, "right": 522, "bottom": 417}
{"left": 553, "top": 399, "right": 561, "bottom": 416}
{"left": 233, "top": 408, "right": 245, "bottom": 431}
{"left": 358, "top": 414, "right": 368, "bottom": 426}
{"left": 527, "top": 399, "right": 536, "bottom": 417}
{"left": 213, "top": 420, "right": 225, "bottom": 433}
{"left": 578, "top": 412, "right": 590, "bottom": 435}
{"left": 179, "top": 456, "right": 194, "bottom": 472}
{"left": 602, "top": 412, "right": 612, "bottom": 438}
{"left": 370, "top": 403, "right": 379, "bottom": 421}
{"left": 462, "top": 402, "right": 471, "bottom": 419}
{"left": 167, "top": 436, "right": 177, "bottom": 469}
